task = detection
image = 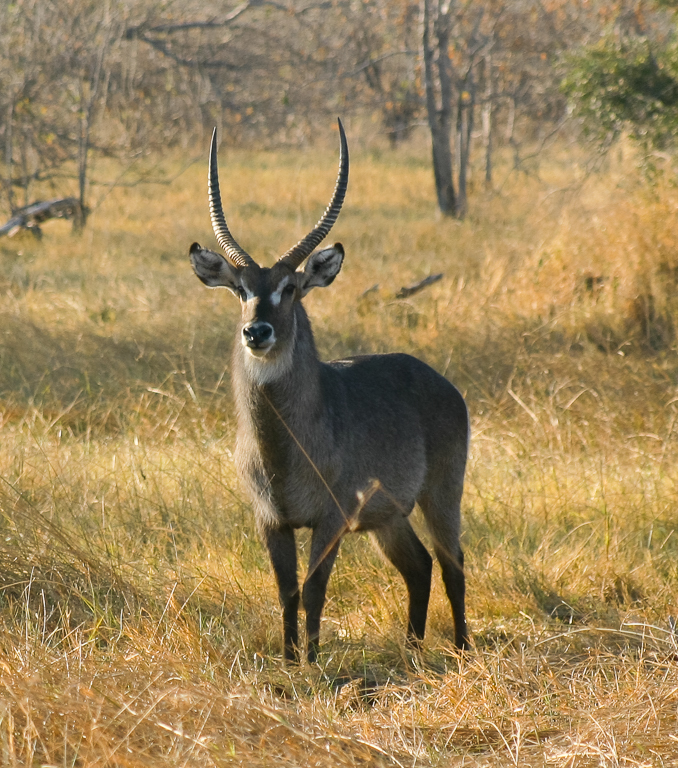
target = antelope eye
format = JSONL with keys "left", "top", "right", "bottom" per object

{"left": 283, "top": 284, "right": 296, "bottom": 297}
{"left": 236, "top": 287, "right": 248, "bottom": 301}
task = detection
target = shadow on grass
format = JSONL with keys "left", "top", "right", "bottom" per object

{"left": 0, "top": 313, "right": 235, "bottom": 432}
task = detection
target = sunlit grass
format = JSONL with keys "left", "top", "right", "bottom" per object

{"left": 0, "top": 136, "right": 676, "bottom": 765}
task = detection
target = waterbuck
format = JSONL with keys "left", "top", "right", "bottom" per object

{"left": 189, "top": 120, "right": 470, "bottom": 662}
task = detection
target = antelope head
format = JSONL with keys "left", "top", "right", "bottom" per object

{"left": 190, "top": 120, "right": 349, "bottom": 366}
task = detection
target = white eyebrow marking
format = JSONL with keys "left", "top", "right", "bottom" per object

{"left": 270, "top": 276, "right": 291, "bottom": 306}
{"left": 239, "top": 279, "right": 255, "bottom": 302}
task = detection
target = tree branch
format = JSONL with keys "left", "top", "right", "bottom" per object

{"left": 124, "top": 0, "right": 286, "bottom": 40}
{"left": 343, "top": 50, "right": 418, "bottom": 79}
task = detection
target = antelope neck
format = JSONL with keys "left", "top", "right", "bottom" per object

{"left": 235, "top": 304, "right": 322, "bottom": 412}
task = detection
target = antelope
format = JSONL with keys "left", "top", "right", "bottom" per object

{"left": 189, "top": 120, "right": 470, "bottom": 662}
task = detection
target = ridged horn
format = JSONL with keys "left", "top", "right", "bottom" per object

{"left": 278, "top": 118, "right": 349, "bottom": 270}
{"left": 208, "top": 128, "right": 256, "bottom": 268}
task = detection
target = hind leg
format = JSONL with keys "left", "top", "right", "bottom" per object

{"left": 419, "top": 483, "right": 470, "bottom": 650}
{"left": 372, "top": 516, "right": 433, "bottom": 644}
{"left": 435, "top": 542, "right": 468, "bottom": 649}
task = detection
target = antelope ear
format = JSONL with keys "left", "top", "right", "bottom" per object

{"left": 299, "top": 243, "right": 344, "bottom": 296}
{"left": 190, "top": 242, "right": 241, "bottom": 292}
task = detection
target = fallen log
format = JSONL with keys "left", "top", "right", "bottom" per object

{"left": 396, "top": 272, "right": 443, "bottom": 299}
{"left": 0, "top": 198, "right": 85, "bottom": 238}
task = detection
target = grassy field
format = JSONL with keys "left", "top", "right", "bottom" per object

{"left": 0, "top": 135, "right": 676, "bottom": 766}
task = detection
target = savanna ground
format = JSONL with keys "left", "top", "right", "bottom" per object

{"left": 0, "top": 132, "right": 677, "bottom": 766}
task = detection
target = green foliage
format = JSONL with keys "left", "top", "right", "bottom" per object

{"left": 562, "top": 37, "right": 678, "bottom": 152}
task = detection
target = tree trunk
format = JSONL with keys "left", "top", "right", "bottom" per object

{"left": 421, "top": 0, "right": 457, "bottom": 217}
{"left": 457, "top": 77, "right": 475, "bottom": 219}
{"left": 76, "top": 26, "right": 113, "bottom": 232}
{"left": 505, "top": 94, "right": 516, "bottom": 143}
{"left": 5, "top": 101, "right": 14, "bottom": 213}
{"left": 481, "top": 52, "right": 493, "bottom": 188}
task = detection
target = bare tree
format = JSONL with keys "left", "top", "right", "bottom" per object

{"left": 422, "top": 0, "right": 457, "bottom": 216}
{"left": 0, "top": 1, "right": 122, "bottom": 221}
{"left": 0, "top": 0, "right": 637, "bottom": 228}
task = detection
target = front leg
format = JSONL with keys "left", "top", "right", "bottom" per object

{"left": 262, "top": 525, "right": 299, "bottom": 662}
{"left": 303, "top": 521, "right": 343, "bottom": 663}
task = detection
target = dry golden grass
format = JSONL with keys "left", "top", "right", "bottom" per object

{"left": 0, "top": 136, "right": 676, "bottom": 766}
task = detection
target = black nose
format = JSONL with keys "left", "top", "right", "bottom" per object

{"left": 242, "top": 322, "right": 274, "bottom": 348}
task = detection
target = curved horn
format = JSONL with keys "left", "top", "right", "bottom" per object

{"left": 208, "top": 128, "right": 256, "bottom": 268}
{"left": 278, "top": 118, "right": 349, "bottom": 270}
